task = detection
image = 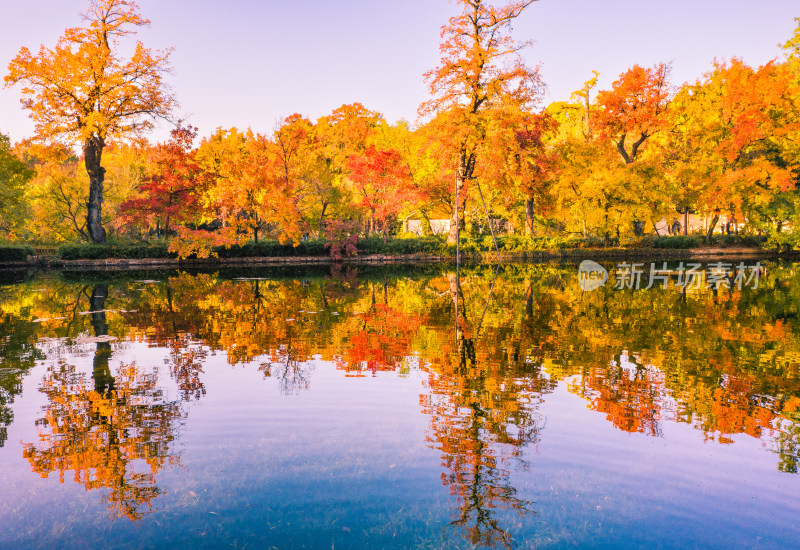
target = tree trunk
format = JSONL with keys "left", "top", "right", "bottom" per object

{"left": 706, "top": 214, "right": 719, "bottom": 242}
{"left": 683, "top": 207, "right": 689, "bottom": 236}
{"left": 84, "top": 136, "right": 107, "bottom": 243}
{"left": 447, "top": 164, "right": 468, "bottom": 245}
{"left": 447, "top": 194, "right": 467, "bottom": 245}
{"left": 525, "top": 196, "right": 535, "bottom": 236}
{"left": 317, "top": 202, "right": 328, "bottom": 238}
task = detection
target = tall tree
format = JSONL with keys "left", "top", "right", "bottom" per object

{"left": 667, "top": 59, "right": 799, "bottom": 240}
{"left": 120, "top": 125, "right": 205, "bottom": 237}
{"left": 5, "top": 0, "right": 174, "bottom": 243}
{"left": 594, "top": 63, "right": 671, "bottom": 164}
{"left": 346, "top": 145, "right": 417, "bottom": 240}
{"left": 481, "top": 108, "right": 559, "bottom": 235}
{"left": 420, "top": 0, "right": 543, "bottom": 244}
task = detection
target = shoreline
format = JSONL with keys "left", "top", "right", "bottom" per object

{"left": 1, "top": 246, "right": 793, "bottom": 271}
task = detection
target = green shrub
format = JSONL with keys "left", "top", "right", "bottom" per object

{"left": 712, "top": 234, "right": 767, "bottom": 247}
{"left": 387, "top": 237, "right": 444, "bottom": 255}
{"left": 57, "top": 232, "right": 766, "bottom": 261}
{"left": 354, "top": 236, "right": 383, "bottom": 255}
{"left": 495, "top": 235, "right": 591, "bottom": 251}
{"left": 58, "top": 242, "right": 175, "bottom": 260}
{"left": 59, "top": 243, "right": 113, "bottom": 260}
{"left": 0, "top": 245, "right": 34, "bottom": 262}
{"left": 214, "top": 240, "right": 329, "bottom": 258}
{"left": 651, "top": 235, "right": 700, "bottom": 249}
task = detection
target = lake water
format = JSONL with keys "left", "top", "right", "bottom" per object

{"left": 1, "top": 261, "right": 799, "bottom": 548}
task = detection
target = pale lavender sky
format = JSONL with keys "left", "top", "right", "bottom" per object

{"left": 1, "top": 0, "right": 797, "bottom": 143}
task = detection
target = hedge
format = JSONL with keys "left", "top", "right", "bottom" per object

{"left": 52, "top": 233, "right": 771, "bottom": 261}
{"left": 0, "top": 245, "right": 34, "bottom": 262}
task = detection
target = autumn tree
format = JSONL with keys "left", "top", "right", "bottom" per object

{"left": 273, "top": 114, "right": 319, "bottom": 233}
{"left": 312, "top": 103, "right": 384, "bottom": 234}
{"left": 420, "top": 0, "right": 543, "bottom": 244}
{"left": 549, "top": 78, "right": 630, "bottom": 239}
{"left": 589, "top": 64, "right": 673, "bottom": 236}
{"left": 346, "top": 145, "right": 417, "bottom": 240}
{"left": 480, "top": 108, "right": 559, "bottom": 234}
{"left": 594, "top": 63, "right": 671, "bottom": 165}
{"left": 15, "top": 141, "right": 88, "bottom": 241}
{"left": 16, "top": 139, "right": 143, "bottom": 242}
{"left": 120, "top": 125, "right": 206, "bottom": 237}
{"left": 168, "top": 127, "right": 305, "bottom": 258}
{"left": 5, "top": 0, "right": 174, "bottom": 243}
{"left": 549, "top": 66, "right": 673, "bottom": 239}
{"left": 666, "top": 59, "right": 800, "bottom": 240}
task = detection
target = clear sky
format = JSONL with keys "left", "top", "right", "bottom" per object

{"left": 1, "top": 0, "right": 798, "bottom": 143}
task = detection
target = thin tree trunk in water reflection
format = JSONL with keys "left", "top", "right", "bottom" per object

{"left": 90, "top": 284, "right": 114, "bottom": 396}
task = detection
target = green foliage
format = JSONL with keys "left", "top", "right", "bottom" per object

{"left": 767, "top": 231, "right": 800, "bottom": 252}
{"left": 487, "top": 234, "right": 610, "bottom": 251}
{"left": 711, "top": 234, "right": 768, "bottom": 248}
{"left": 0, "top": 133, "right": 34, "bottom": 238}
{"left": 59, "top": 239, "right": 332, "bottom": 260}
{"left": 215, "top": 240, "right": 329, "bottom": 258}
{"left": 357, "top": 236, "right": 444, "bottom": 255}
{"left": 59, "top": 241, "right": 174, "bottom": 260}
{"left": 650, "top": 235, "right": 701, "bottom": 249}
{"left": 51, "top": 232, "right": 778, "bottom": 261}
{"left": 0, "top": 245, "right": 34, "bottom": 262}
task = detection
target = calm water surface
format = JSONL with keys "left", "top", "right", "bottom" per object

{"left": 1, "top": 262, "right": 799, "bottom": 548}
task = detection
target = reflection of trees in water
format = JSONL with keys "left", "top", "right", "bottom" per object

{"left": 259, "top": 345, "right": 313, "bottom": 395}
{"left": 423, "top": 368, "right": 550, "bottom": 549}
{"left": 0, "top": 311, "right": 44, "bottom": 447}
{"left": 168, "top": 340, "right": 207, "bottom": 401}
{"left": 336, "top": 280, "right": 423, "bottom": 376}
{"left": 23, "top": 284, "right": 186, "bottom": 520}
{"left": 774, "top": 411, "right": 800, "bottom": 473}
{"left": 568, "top": 352, "right": 668, "bottom": 437}
{"left": 23, "top": 361, "right": 184, "bottom": 520}
{"left": 416, "top": 268, "right": 553, "bottom": 548}
{"left": 7, "top": 263, "right": 800, "bottom": 536}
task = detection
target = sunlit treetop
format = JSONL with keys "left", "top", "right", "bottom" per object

{"left": 4, "top": 0, "right": 175, "bottom": 145}
{"left": 781, "top": 17, "right": 800, "bottom": 62}
{"left": 594, "top": 63, "right": 672, "bottom": 163}
{"left": 419, "top": 0, "right": 543, "bottom": 119}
